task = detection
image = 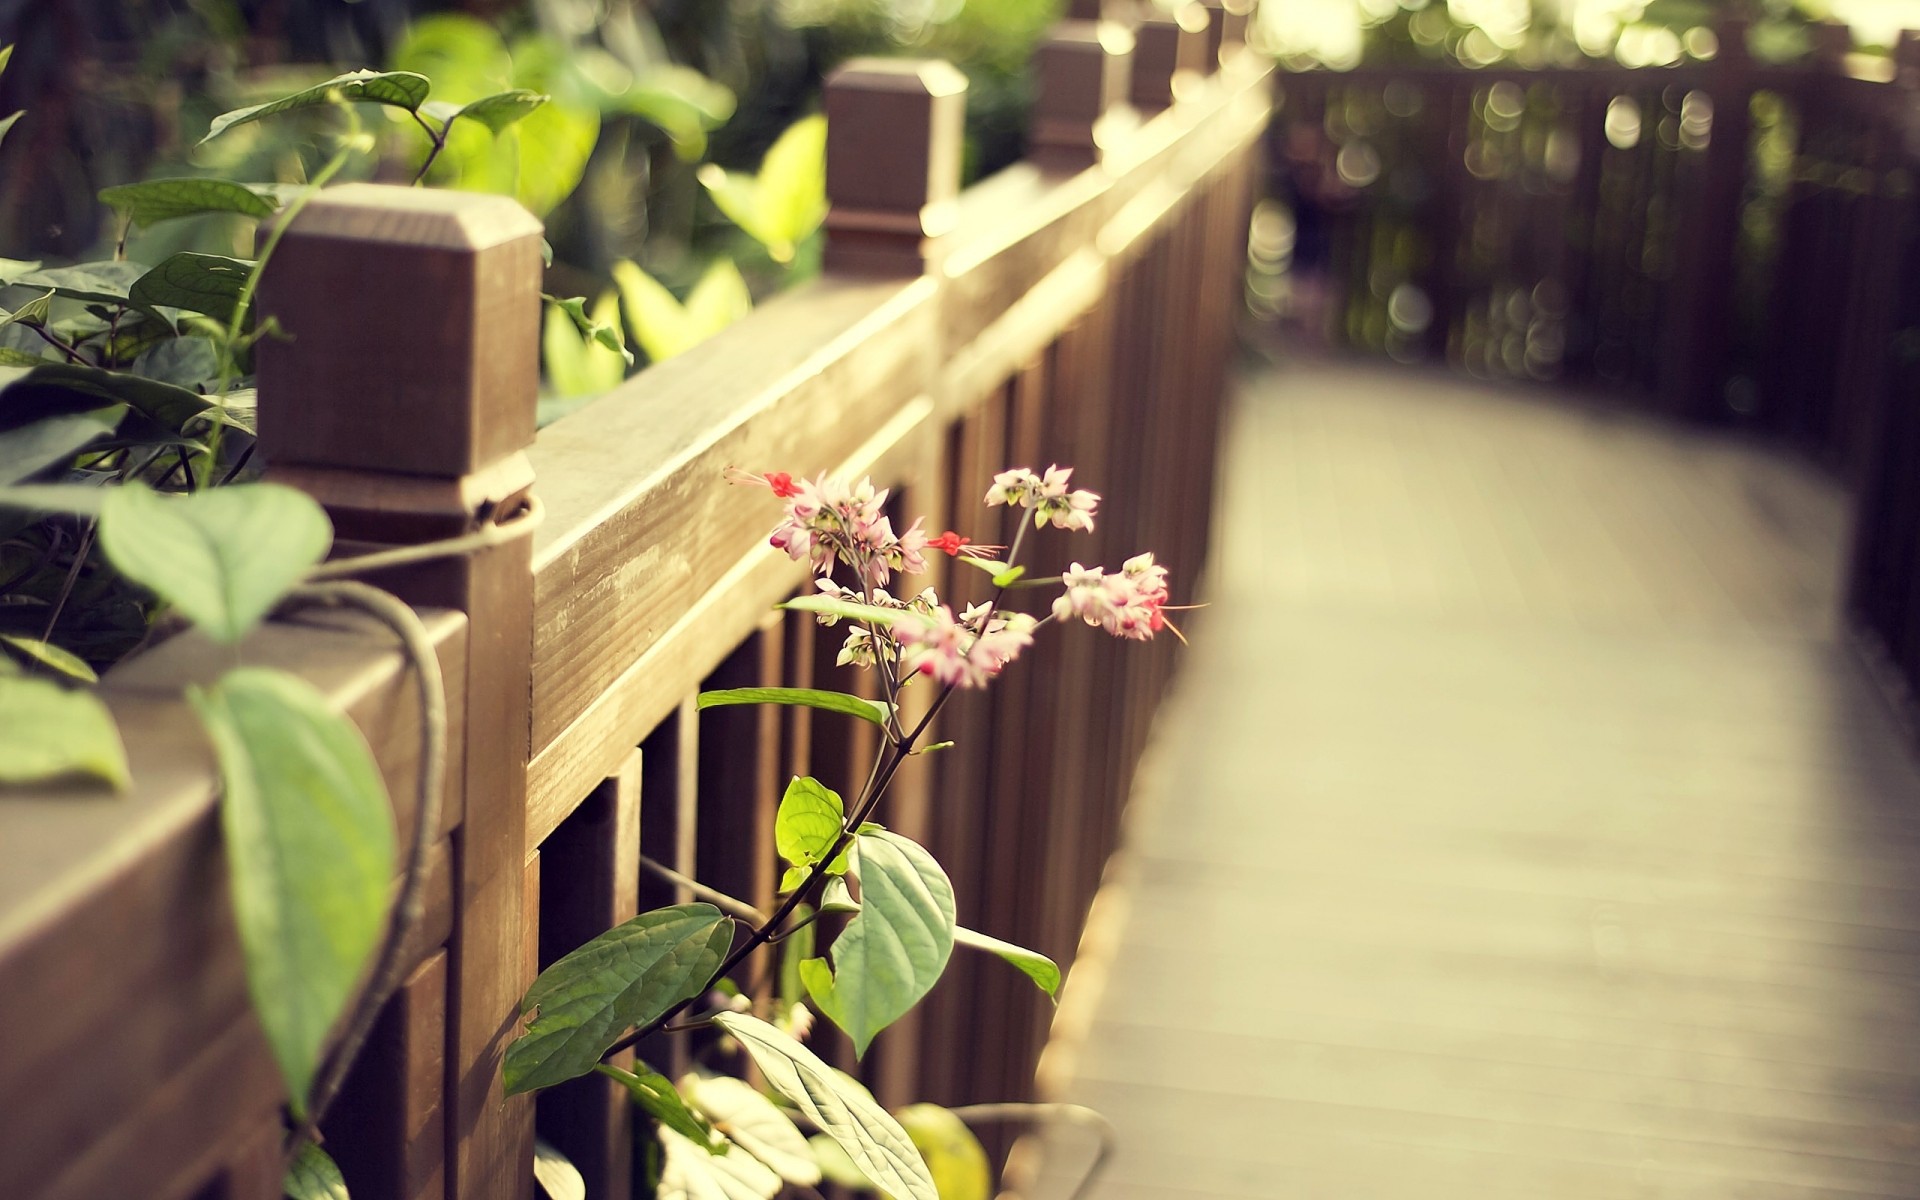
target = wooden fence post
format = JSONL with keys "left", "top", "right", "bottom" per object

{"left": 823, "top": 59, "right": 969, "bottom": 275}
{"left": 1658, "top": 12, "right": 1751, "bottom": 421}
{"left": 256, "top": 182, "right": 543, "bottom": 1200}
{"left": 1130, "top": 2, "right": 1211, "bottom": 114}
{"left": 1032, "top": 18, "right": 1136, "bottom": 172}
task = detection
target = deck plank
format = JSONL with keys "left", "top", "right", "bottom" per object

{"left": 1026, "top": 361, "right": 1920, "bottom": 1200}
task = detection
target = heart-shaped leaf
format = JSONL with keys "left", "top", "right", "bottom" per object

{"left": 775, "top": 776, "right": 844, "bottom": 870}
{"left": 451, "top": 89, "right": 550, "bottom": 134}
{"left": 190, "top": 668, "right": 397, "bottom": 1117}
{"left": 505, "top": 904, "right": 732, "bottom": 1094}
{"left": 129, "top": 253, "right": 252, "bottom": 323}
{"left": 801, "top": 830, "right": 955, "bottom": 1056}
{"left": 698, "top": 115, "right": 826, "bottom": 264}
{"left": 201, "top": 70, "right": 432, "bottom": 143}
{"left": 99, "top": 179, "right": 279, "bottom": 228}
{"left": 658, "top": 1126, "right": 782, "bottom": 1200}
{"left": 0, "top": 674, "right": 129, "bottom": 790}
{"left": 98, "top": 482, "right": 330, "bottom": 643}
{"left": 712, "top": 1012, "right": 937, "bottom": 1200}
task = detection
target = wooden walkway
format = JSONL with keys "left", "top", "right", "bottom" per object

{"left": 1024, "top": 359, "right": 1920, "bottom": 1199}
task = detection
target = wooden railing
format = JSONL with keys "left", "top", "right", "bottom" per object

{"left": 0, "top": 6, "right": 1268, "bottom": 1199}
{"left": 1275, "top": 20, "right": 1920, "bottom": 727}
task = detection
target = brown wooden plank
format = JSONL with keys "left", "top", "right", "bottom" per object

{"left": 325, "top": 951, "right": 451, "bottom": 1200}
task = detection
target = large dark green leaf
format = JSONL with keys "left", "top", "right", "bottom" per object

{"left": 698, "top": 686, "right": 892, "bottom": 729}
{"left": 98, "top": 482, "right": 332, "bottom": 643}
{"left": 953, "top": 926, "right": 1061, "bottom": 1001}
{"left": 0, "top": 406, "right": 120, "bottom": 485}
{"left": 711, "top": 1013, "right": 937, "bottom": 1200}
{"left": 129, "top": 253, "right": 252, "bottom": 324}
{"left": 0, "top": 362, "right": 211, "bottom": 434}
{"left": 800, "top": 830, "right": 955, "bottom": 1056}
{"left": 12, "top": 260, "right": 175, "bottom": 328}
{"left": 283, "top": 1143, "right": 350, "bottom": 1200}
{"left": 505, "top": 904, "right": 732, "bottom": 1094}
{"left": 599, "top": 1062, "right": 721, "bottom": 1149}
{"left": 99, "top": 179, "right": 278, "bottom": 228}
{"left": 0, "top": 674, "right": 129, "bottom": 790}
{"left": 190, "top": 668, "right": 397, "bottom": 1117}
{"left": 201, "top": 70, "right": 432, "bottom": 143}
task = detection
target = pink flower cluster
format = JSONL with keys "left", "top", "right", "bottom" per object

{"left": 1052, "top": 553, "right": 1172, "bottom": 640}
{"left": 986, "top": 465, "right": 1100, "bottom": 532}
{"left": 733, "top": 462, "right": 1175, "bottom": 692}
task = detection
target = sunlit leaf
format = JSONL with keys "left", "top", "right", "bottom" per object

{"left": 452, "top": 89, "right": 550, "bottom": 134}
{"left": 201, "top": 70, "right": 432, "bottom": 143}
{"left": 953, "top": 926, "right": 1062, "bottom": 1001}
{"left": 0, "top": 406, "right": 120, "bottom": 486}
{"left": 801, "top": 831, "right": 955, "bottom": 1056}
{"left": 775, "top": 776, "right": 844, "bottom": 870}
{"left": 683, "top": 260, "right": 753, "bottom": 344}
{"left": 0, "top": 289, "right": 53, "bottom": 330}
{"left": 190, "top": 668, "right": 396, "bottom": 1118}
{"left": 129, "top": 253, "right": 252, "bottom": 324}
{"left": 543, "top": 292, "right": 630, "bottom": 401}
{"left": 534, "top": 1139, "right": 587, "bottom": 1200}
{"left": 98, "top": 482, "right": 332, "bottom": 643}
{"left": 809, "top": 1134, "right": 872, "bottom": 1189}
{"left": 700, "top": 687, "right": 891, "bottom": 729}
{"left": 699, "top": 115, "right": 827, "bottom": 264}
{"left": 600, "top": 1062, "right": 721, "bottom": 1149}
{"left": 681, "top": 1072, "right": 821, "bottom": 1184}
{"left": 99, "top": 179, "right": 278, "bottom": 228}
{"left": 0, "top": 633, "right": 98, "bottom": 683}
{"left": 658, "top": 1127, "right": 782, "bottom": 1200}
{"left": 712, "top": 1013, "right": 937, "bottom": 1200}
{"left": 896, "top": 1105, "right": 991, "bottom": 1200}
{"left": 618, "top": 65, "right": 737, "bottom": 160}
{"left": 505, "top": 904, "right": 732, "bottom": 1094}
{"left": 283, "top": 1142, "right": 349, "bottom": 1200}
{"left": 782, "top": 594, "right": 907, "bottom": 627}
{"left": 0, "top": 257, "right": 39, "bottom": 287}
{"left": 0, "top": 111, "right": 19, "bottom": 154}
{"left": 0, "top": 674, "right": 129, "bottom": 790}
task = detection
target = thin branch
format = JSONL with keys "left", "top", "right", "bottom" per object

{"left": 641, "top": 857, "right": 767, "bottom": 923}
{"left": 27, "top": 323, "right": 86, "bottom": 365}
{"left": 305, "top": 497, "right": 544, "bottom": 582}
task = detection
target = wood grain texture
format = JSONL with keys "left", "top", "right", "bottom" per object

{"left": 1024, "top": 361, "right": 1920, "bottom": 1200}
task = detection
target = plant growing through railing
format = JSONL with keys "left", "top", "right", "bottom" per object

{"left": 504, "top": 465, "right": 1179, "bottom": 1199}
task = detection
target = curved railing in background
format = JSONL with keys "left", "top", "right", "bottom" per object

{"left": 0, "top": 6, "right": 1268, "bottom": 1199}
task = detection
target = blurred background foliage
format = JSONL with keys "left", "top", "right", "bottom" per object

{"left": 0, "top": 0, "right": 1061, "bottom": 400}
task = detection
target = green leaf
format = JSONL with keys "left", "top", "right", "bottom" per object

{"left": 711, "top": 1012, "right": 937, "bottom": 1200}
{"left": 283, "top": 1142, "right": 349, "bottom": 1200}
{"left": 15, "top": 261, "right": 174, "bottom": 328}
{"left": 809, "top": 1135, "right": 873, "bottom": 1189}
{"left": 599, "top": 1063, "right": 721, "bottom": 1149}
{"left": 0, "top": 45, "right": 11, "bottom": 80}
{"left": 775, "top": 776, "right": 845, "bottom": 869}
{"left": 0, "top": 111, "right": 20, "bottom": 154}
{"left": 699, "top": 687, "right": 891, "bottom": 729}
{"left": 98, "top": 482, "right": 332, "bottom": 643}
{"left": 681, "top": 1072, "right": 822, "bottom": 1184}
{"left": 954, "top": 926, "right": 1062, "bottom": 1001}
{"left": 611, "top": 259, "right": 751, "bottom": 365}
{"left": 895, "top": 1105, "right": 991, "bottom": 1200}
{"left": 0, "top": 674, "right": 129, "bottom": 790}
{"left": 0, "top": 406, "right": 121, "bottom": 486}
{"left": 991, "top": 565, "right": 1027, "bottom": 588}
{"left": 534, "top": 1139, "right": 587, "bottom": 1200}
{"left": 0, "top": 289, "right": 53, "bottom": 330}
{"left": 190, "top": 668, "right": 397, "bottom": 1118}
{"left": 545, "top": 293, "right": 634, "bottom": 366}
{"left": 200, "top": 70, "right": 432, "bottom": 143}
{"left": 698, "top": 115, "right": 827, "bottom": 264}
{"left": 782, "top": 594, "right": 906, "bottom": 627}
{"left": 129, "top": 253, "right": 252, "bottom": 324}
{"left": 617, "top": 66, "right": 737, "bottom": 160}
{"left": 0, "top": 362, "right": 212, "bottom": 433}
{"left": 505, "top": 904, "right": 733, "bottom": 1094}
{"left": 99, "top": 179, "right": 278, "bottom": 228}
{"left": 801, "top": 831, "right": 955, "bottom": 1056}
{"left": 0, "top": 634, "right": 98, "bottom": 683}
{"left": 451, "top": 89, "right": 550, "bottom": 134}
{"left": 0, "top": 257, "right": 40, "bottom": 287}
{"left": 658, "top": 1127, "right": 782, "bottom": 1200}
{"left": 0, "top": 347, "right": 43, "bottom": 367}
{"left": 542, "top": 294, "right": 629, "bottom": 402}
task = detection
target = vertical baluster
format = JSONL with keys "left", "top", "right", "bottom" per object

{"left": 258, "top": 184, "right": 543, "bottom": 1200}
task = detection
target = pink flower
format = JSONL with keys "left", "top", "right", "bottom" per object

{"left": 1031, "top": 464, "right": 1100, "bottom": 532}
{"left": 1053, "top": 554, "right": 1171, "bottom": 640}
{"left": 896, "top": 604, "right": 1033, "bottom": 688}
{"left": 985, "top": 468, "right": 1041, "bottom": 509}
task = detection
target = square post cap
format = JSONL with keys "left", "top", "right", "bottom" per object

{"left": 824, "top": 58, "right": 970, "bottom": 275}
{"left": 1033, "top": 20, "right": 1138, "bottom": 172}
{"left": 254, "top": 183, "right": 543, "bottom": 478}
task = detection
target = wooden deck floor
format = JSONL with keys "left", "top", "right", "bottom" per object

{"left": 1023, "top": 359, "right": 1920, "bottom": 1199}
